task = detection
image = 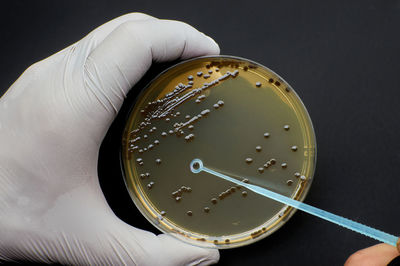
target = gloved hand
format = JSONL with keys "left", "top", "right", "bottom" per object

{"left": 0, "top": 13, "right": 220, "bottom": 265}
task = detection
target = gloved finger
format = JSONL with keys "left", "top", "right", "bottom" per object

{"left": 103, "top": 218, "right": 219, "bottom": 266}
{"left": 0, "top": 13, "right": 157, "bottom": 105}
{"left": 85, "top": 12, "right": 157, "bottom": 41}
{"left": 157, "top": 234, "right": 219, "bottom": 266}
{"left": 77, "top": 13, "right": 157, "bottom": 59}
{"left": 83, "top": 19, "right": 220, "bottom": 119}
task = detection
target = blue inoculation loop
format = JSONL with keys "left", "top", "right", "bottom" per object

{"left": 189, "top": 158, "right": 399, "bottom": 247}
{"left": 190, "top": 158, "right": 203, "bottom": 174}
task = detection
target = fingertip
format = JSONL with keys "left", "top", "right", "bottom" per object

{"left": 120, "top": 12, "right": 158, "bottom": 20}
{"left": 158, "top": 19, "right": 220, "bottom": 59}
{"left": 180, "top": 32, "right": 221, "bottom": 60}
{"left": 204, "top": 35, "right": 221, "bottom": 55}
{"left": 345, "top": 243, "right": 399, "bottom": 266}
{"left": 157, "top": 234, "right": 220, "bottom": 265}
{"left": 194, "top": 248, "right": 220, "bottom": 266}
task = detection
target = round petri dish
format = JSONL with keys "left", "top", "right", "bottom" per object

{"left": 121, "top": 55, "right": 316, "bottom": 249}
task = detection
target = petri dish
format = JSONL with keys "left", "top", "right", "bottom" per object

{"left": 121, "top": 55, "right": 316, "bottom": 248}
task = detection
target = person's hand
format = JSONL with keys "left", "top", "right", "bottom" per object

{"left": 0, "top": 13, "right": 220, "bottom": 265}
{"left": 345, "top": 243, "right": 400, "bottom": 265}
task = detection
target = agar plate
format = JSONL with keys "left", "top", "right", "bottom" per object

{"left": 121, "top": 56, "right": 316, "bottom": 248}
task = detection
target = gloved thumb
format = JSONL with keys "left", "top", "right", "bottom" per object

{"left": 157, "top": 234, "right": 219, "bottom": 266}
{"left": 102, "top": 218, "right": 219, "bottom": 266}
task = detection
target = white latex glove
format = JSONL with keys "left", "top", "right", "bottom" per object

{"left": 0, "top": 13, "right": 220, "bottom": 265}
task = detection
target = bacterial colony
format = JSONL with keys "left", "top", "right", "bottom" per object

{"left": 122, "top": 57, "right": 316, "bottom": 248}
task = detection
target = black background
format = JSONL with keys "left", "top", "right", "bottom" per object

{"left": 1, "top": 0, "right": 400, "bottom": 265}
